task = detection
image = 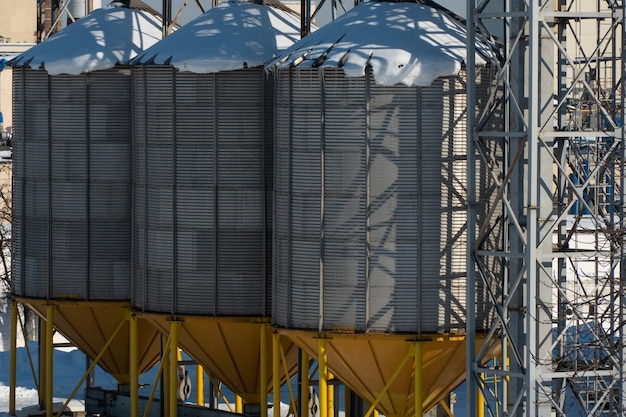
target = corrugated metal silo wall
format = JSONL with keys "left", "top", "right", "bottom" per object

{"left": 12, "top": 68, "right": 132, "bottom": 300}
{"left": 12, "top": 68, "right": 50, "bottom": 298}
{"left": 132, "top": 66, "right": 269, "bottom": 317}
{"left": 273, "top": 66, "right": 500, "bottom": 333}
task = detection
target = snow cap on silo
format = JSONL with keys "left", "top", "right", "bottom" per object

{"left": 10, "top": 1, "right": 163, "bottom": 75}
{"left": 131, "top": 0, "right": 302, "bottom": 73}
{"left": 269, "top": 0, "right": 495, "bottom": 86}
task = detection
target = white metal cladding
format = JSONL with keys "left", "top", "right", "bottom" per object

{"left": 273, "top": 67, "right": 498, "bottom": 333}
{"left": 11, "top": 68, "right": 132, "bottom": 300}
{"left": 132, "top": 67, "right": 269, "bottom": 317}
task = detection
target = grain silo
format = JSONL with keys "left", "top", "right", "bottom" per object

{"left": 10, "top": 1, "right": 164, "bottom": 384}
{"left": 268, "top": 1, "right": 501, "bottom": 415}
{"left": 130, "top": 0, "right": 302, "bottom": 405}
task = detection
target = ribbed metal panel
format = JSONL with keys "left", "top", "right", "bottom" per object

{"left": 12, "top": 69, "right": 25, "bottom": 296}
{"left": 272, "top": 71, "right": 291, "bottom": 327}
{"left": 13, "top": 69, "right": 50, "bottom": 298}
{"left": 274, "top": 67, "right": 498, "bottom": 334}
{"left": 12, "top": 68, "right": 132, "bottom": 301}
{"left": 133, "top": 67, "right": 269, "bottom": 317}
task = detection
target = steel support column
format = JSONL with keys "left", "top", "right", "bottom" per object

{"left": 467, "top": 0, "right": 626, "bottom": 415}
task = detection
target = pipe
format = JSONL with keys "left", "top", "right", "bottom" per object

{"left": 260, "top": 324, "right": 269, "bottom": 417}
{"left": 197, "top": 365, "right": 205, "bottom": 406}
{"left": 46, "top": 305, "right": 54, "bottom": 417}
{"left": 9, "top": 300, "right": 17, "bottom": 415}
{"left": 318, "top": 339, "right": 328, "bottom": 417}
{"left": 170, "top": 321, "right": 179, "bottom": 417}
{"left": 273, "top": 333, "right": 281, "bottom": 417}
{"left": 130, "top": 314, "right": 139, "bottom": 417}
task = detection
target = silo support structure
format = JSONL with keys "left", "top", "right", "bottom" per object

{"left": 39, "top": 320, "right": 47, "bottom": 410}
{"left": 162, "top": 334, "right": 171, "bottom": 415}
{"left": 46, "top": 304, "right": 55, "bottom": 417}
{"left": 273, "top": 333, "right": 281, "bottom": 417}
{"left": 17, "top": 299, "right": 161, "bottom": 382}
{"left": 9, "top": 300, "right": 17, "bottom": 415}
{"left": 139, "top": 315, "right": 297, "bottom": 406}
{"left": 318, "top": 338, "right": 328, "bottom": 417}
{"left": 130, "top": 314, "right": 139, "bottom": 417}
{"left": 236, "top": 395, "right": 243, "bottom": 413}
{"left": 197, "top": 365, "right": 205, "bottom": 407}
{"left": 55, "top": 315, "right": 128, "bottom": 417}
{"left": 300, "top": 352, "right": 310, "bottom": 417}
{"left": 364, "top": 346, "right": 414, "bottom": 417}
{"left": 261, "top": 323, "right": 269, "bottom": 417}
{"left": 280, "top": 331, "right": 496, "bottom": 417}
{"left": 328, "top": 372, "right": 334, "bottom": 417}
{"left": 413, "top": 343, "right": 423, "bottom": 417}
{"left": 169, "top": 320, "right": 180, "bottom": 417}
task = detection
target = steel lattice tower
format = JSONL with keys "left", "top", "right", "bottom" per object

{"left": 466, "top": 0, "right": 626, "bottom": 416}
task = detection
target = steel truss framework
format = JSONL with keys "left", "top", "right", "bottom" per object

{"left": 467, "top": 0, "right": 626, "bottom": 416}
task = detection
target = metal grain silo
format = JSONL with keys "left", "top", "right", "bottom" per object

{"left": 269, "top": 2, "right": 501, "bottom": 415}
{"left": 131, "top": 0, "right": 302, "bottom": 404}
{"left": 10, "top": 3, "right": 164, "bottom": 383}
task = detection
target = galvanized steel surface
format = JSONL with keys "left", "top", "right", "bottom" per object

{"left": 273, "top": 67, "right": 499, "bottom": 334}
{"left": 12, "top": 68, "right": 132, "bottom": 300}
{"left": 132, "top": 66, "right": 269, "bottom": 317}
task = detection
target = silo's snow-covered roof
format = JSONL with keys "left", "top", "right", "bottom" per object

{"left": 131, "top": 0, "right": 302, "bottom": 73}
{"left": 9, "top": 2, "right": 162, "bottom": 75}
{"left": 269, "top": 1, "right": 496, "bottom": 87}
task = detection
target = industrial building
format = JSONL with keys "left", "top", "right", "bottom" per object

{"left": 4, "top": 1, "right": 626, "bottom": 417}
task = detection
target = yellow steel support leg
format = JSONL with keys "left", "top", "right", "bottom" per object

{"left": 162, "top": 334, "right": 171, "bottom": 416}
{"left": 273, "top": 333, "right": 281, "bottom": 417}
{"left": 318, "top": 339, "right": 328, "bottom": 417}
{"left": 197, "top": 365, "right": 205, "bottom": 407}
{"left": 46, "top": 305, "right": 54, "bottom": 417}
{"left": 130, "top": 314, "right": 139, "bottom": 417}
{"left": 236, "top": 395, "right": 243, "bottom": 414}
{"left": 327, "top": 372, "right": 334, "bottom": 417}
{"left": 9, "top": 300, "right": 17, "bottom": 415}
{"left": 170, "top": 321, "right": 179, "bottom": 417}
{"left": 260, "top": 324, "right": 269, "bottom": 417}
{"left": 414, "top": 343, "right": 423, "bottom": 417}
{"left": 300, "top": 351, "right": 310, "bottom": 417}
{"left": 477, "top": 373, "right": 485, "bottom": 417}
